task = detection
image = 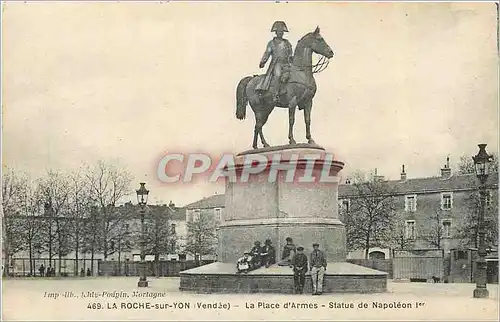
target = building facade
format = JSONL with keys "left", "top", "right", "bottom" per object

{"left": 183, "top": 194, "right": 224, "bottom": 261}
{"left": 339, "top": 162, "right": 498, "bottom": 259}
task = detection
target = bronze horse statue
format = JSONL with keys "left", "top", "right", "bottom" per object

{"left": 236, "top": 27, "right": 334, "bottom": 149}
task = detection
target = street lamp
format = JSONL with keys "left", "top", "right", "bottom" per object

{"left": 136, "top": 182, "right": 149, "bottom": 288}
{"left": 472, "top": 143, "right": 493, "bottom": 299}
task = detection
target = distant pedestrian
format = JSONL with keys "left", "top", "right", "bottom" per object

{"left": 50, "top": 267, "right": 56, "bottom": 277}
{"left": 86, "top": 268, "right": 91, "bottom": 277}
{"left": 47, "top": 266, "right": 53, "bottom": 277}
{"left": 292, "top": 246, "right": 308, "bottom": 294}
{"left": 80, "top": 268, "right": 85, "bottom": 277}
{"left": 39, "top": 264, "right": 45, "bottom": 277}
{"left": 310, "top": 243, "right": 327, "bottom": 295}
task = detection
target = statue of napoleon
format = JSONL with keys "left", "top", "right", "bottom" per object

{"left": 236, "top": 21, "right": 334, "bottom": 149}
{"left": 256, "top": 21, "right": 293, "bottom": 104}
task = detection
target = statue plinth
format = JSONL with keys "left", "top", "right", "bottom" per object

{"left": 218, "top": 144, "right": 346, "bottom": 262}
{"left": 179, "top": 144, "right": 387, "bottom": 294}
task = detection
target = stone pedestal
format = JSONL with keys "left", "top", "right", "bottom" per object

{"left": 219, "top": 144, "right": 346, "bottom": 261}
{"left": 180, "top": 144, "right": 387, "bottom": 294}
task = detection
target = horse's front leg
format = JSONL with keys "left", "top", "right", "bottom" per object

{"left": 302, "top": 100, "right": 315, "bottom": 145}
{"left": 252, "top": 126, "right": 259, "bottom": 149}
{"left": 258, "top": 111, "right": 271, "bottom": 148}
{"left": 288, "top": 97, "right": 297, "bottom": 145}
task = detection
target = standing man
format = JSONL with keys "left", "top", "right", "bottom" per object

{"left": 310, "top": 243, "right": 327, "bottom": 295}
{"left": 256, "top": 21, "right": 293, "bottom": 104}
{"left": 292, "top": 246, "right": 308, "bottom": 294}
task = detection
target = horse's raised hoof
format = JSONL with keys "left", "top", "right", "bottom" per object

{"left": 308, "top": 139, "right": 316, "bottom": 145}
{"left": 289, "top": 139, "right": 297, "bottom": 145}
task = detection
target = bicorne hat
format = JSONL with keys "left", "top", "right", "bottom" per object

{"left": 271, "top": 21, "right": 289, "bottom": 32}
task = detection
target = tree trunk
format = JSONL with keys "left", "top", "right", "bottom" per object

{"left": 48, "top": 219, "right": 53, "bottom": 265}
{"left": 4, "top": 234, "right": 10, "bottom": 277}
{"left": 364, "top": 235, "right": 370, "bottom": 259}
{"left": 118, "top": 238, "right": 121, "bottom": 276}
{"left": 75, "top": 236, "right": 80, "bottom": 276}
{"left": 28, "top": 242, "right": 33, "bottom": 276}
{"left": 90, "top": 244, "right": 95, "bottom": 275}
{"left": 154, "top": 253, "right": 160, "bottom": 277}
{"left": 57, "top": 220, "right": 62, "bottom": 276}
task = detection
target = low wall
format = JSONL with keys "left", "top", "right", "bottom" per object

{"left": 98, "top": 260, "right": 215, "bottom": 277}
{"left": 347, "top": 259, "right": 393, "bottom": 279}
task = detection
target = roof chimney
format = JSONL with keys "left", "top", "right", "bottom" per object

{"left": 400, "top": 164, "right": 407, "bottom": 181}
{"left": 374, "top": 168, "right": 385, "bottom": 182}
{"left": 440, "top": 156, "right": 452, "bottom": 179}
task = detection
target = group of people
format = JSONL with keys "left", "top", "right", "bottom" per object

{"left": 236, "top": 239, "right": 276, "bottom": 273}
{"left": 38, "top": 264, "right": 92, "bottom": 277}
{"left": 236, "top": 237, "right": 328, "bottom": 295}
{"left": 38, "top": 264, "right": 55, "bottom": 277}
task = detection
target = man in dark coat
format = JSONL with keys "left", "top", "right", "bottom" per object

{"left": 292, "top": 246, "right": 308, "bottom": 294}
{"left": 260, "top": 239, "right": 276, "bottom": 268}
{"left": 39, "top": 264, "right": 45, "bottom": 277}
{"left": 250, "top": 241, "right": 263, "bottom": 269}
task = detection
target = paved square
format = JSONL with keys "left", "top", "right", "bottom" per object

{"left": 2, "top": 277, "right": 498, "bottom": 321}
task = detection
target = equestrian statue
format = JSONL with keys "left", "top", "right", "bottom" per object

{"left": 236, "top": 21, "right": 334, "bottom": 149}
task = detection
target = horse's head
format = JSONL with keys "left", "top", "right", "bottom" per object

{"left": 306, "top": 26, "right": 334, "bottom": 59}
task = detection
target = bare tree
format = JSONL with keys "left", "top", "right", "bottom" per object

{"left": 345, "top": 172, "right": 397, "bottom": 259}
{"left": 143, "top": 206, "right": 178, "bottom": 276}
{"left": 185, "top": 213, "right": 217, "bottom": 265}
{"left": 2, "top": 168, "right": 28, "bottom": 276}
{"left": 67, "top": 169, "right": 93, "bottom": 275}
{"left": 389, "top": 212, "right": 414, "bottom": 251}
{"left": 455, "top": 156, "right": 498, "bottom": 250}
{"left": 37, "top": 170, "right": 71, "bottom": 275}
{"left": 81, "top": 205, "right": 101, "bottom": 275}
{"left": 422, "top": 209, "right": 445, "bottom": 249}
{"left": 20, "top": 182, "right": 45, "bottom": 276}
{"left": 457, "top": 153, "right": 498, "bottom": 175}
{"left": 456, "top": 189, "right": 498, "bottom": 250}
{"left": 86, "top": 160, "right": 132, "bottom": 260}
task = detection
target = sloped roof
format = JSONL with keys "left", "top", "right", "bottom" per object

{"left": 184, "top": 194, "right": 225, "bottom": 209}
{"left": 115, "top": 203, "right": 186, "bottom": 220}
{"left": 339, "top": 172, "right": 498, "bottom": 197}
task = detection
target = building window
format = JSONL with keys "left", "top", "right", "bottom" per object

{"left": 339, "top": 199, "right": 350, "bottom": 212}
{"left": 454, "top": 250, "right": 468, "bottom": 260}
{"left": 125, "top": 223, "right": 130, "bottom": 232}
{"left": 442, "top": 219, "right": 452, "bottom": 238}
{"left": 193, "top": 210, "right": 201, "bottom": 221}
{"left": 405, "top": 220, "right": 416, "bottom": 239}
{"left": 214, "top": 208, "right": 221, "bottom": 221}
{"left": 405, "top": 195, "right": 417, "bottom": 212}
{"left": 171, "top": 223, "right": 176, "bottom": 234}
{"left": 441, "top": 192, "right": 453, "bottom": 210}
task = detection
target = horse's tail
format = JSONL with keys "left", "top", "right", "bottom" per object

{"left": 236, "top": 76, "right": 253, "bottom": 120}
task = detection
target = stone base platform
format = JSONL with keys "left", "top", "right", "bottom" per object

{"left": 179, "top": 262, "right": 387, "bottom": 294}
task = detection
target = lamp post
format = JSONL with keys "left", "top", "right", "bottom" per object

{"left": 136, "top": 182, "right": 149, "bottom": 288}
{"left": 472, "top": 143, "right": 492, "bottom": 299}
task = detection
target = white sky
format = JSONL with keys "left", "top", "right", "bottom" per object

{"left": 2, "top": 2, "right": 498, "bottom": 206}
